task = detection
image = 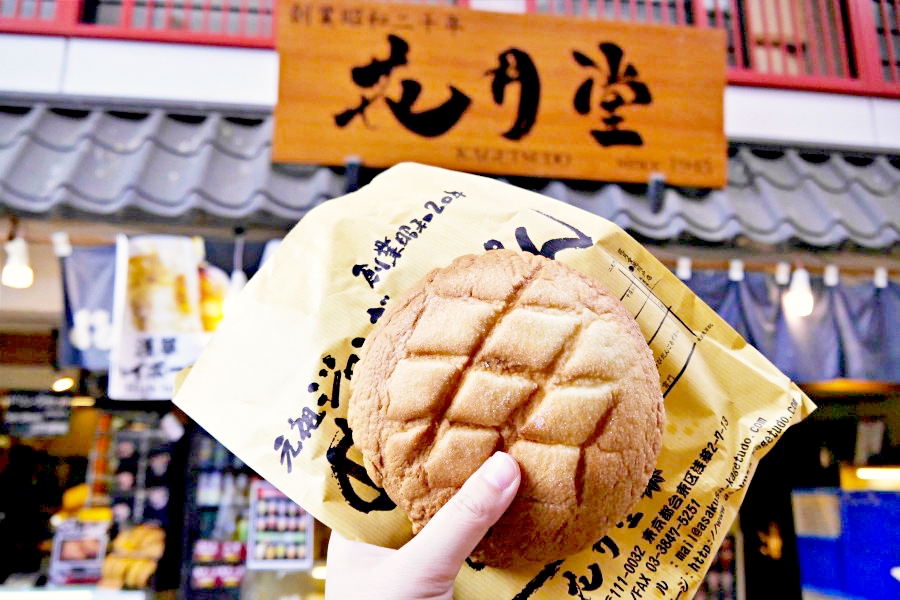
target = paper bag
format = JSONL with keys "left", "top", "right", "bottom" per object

{"left": 174, "top": 163, "right": 815, "bottom": 599}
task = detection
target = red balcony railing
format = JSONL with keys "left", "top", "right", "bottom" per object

{"left": 1, "top": 0, "right": 898, "bottom": 97}
{"left": 0, "top": 0, "right": 279, "bottom": 47}
{"left": 526, "top": 0, "right": 899, "bottom": 97}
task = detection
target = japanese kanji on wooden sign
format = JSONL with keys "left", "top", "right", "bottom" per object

{"left": 273, "top": 1, "right": 727, "bottom": 188}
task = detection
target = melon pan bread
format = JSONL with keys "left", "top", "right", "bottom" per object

{"left": 348, "top": 249, "right": 665, "bottom": 568}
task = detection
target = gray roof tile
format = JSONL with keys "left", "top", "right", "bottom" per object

{"left": 787, "top": 150, "right": 847, "bottom": 191}
{"left": 213, "top": 117, "right": 271, "bottom": 158}
{"left": 0, "top": 107, "right": 41, "bottom": 147}
{"left": 0, "top": 104, "right": 342, "bottom": 223}
{"left": 0, "top": 103, "right": 897, "bottom": 247}
{"left": 92, "top": 112, "right": 165, "bottom": 153}
{"left": 136, "top": 145, "right": 209, "bottom": 206}
{"left": 31, "top": 109, "right": 102, "bottom": 150}
{"left": 726, "top": 154, "right": 752, "bottom": 187}
{"left": 834, "top": 154, "right": 900, "bottom": 196}
{"left": 726, "top": 186, "right": 796, "bottom": 245}
{"left": 154, "top": 114, "right": 219, "bottom": 155}
{"left": 739, "top": 148, "right": 801, "bottom": 189}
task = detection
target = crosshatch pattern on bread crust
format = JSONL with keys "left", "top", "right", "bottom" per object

{"left": 349, "top": 250, "right": 665, "bottom": 568}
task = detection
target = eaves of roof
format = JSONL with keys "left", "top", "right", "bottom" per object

{"left": 1, "top": 105, "right": 897, "bottom": 248}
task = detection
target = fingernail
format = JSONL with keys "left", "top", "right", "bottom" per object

{"left": 481, "top": 452, "right": 518, "bottom": 490}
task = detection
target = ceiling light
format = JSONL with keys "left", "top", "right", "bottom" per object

{"left": 70, "top": 396, "right": 96, "bottom": 408}
{"left": 783, "top": 267, "right": 813, "bottom": 317}
{"left": 51, "top": 376, "right": 76, "bottom": 393}
{"left": 856, "top": 467, "right": 900, "bottom": 481}
{"left": 2, "top": 236, "right": 34, "bottom": 289}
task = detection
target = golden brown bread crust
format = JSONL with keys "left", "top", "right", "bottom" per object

{"left": 348, "top": 250, "right": 665, "bottom": 567}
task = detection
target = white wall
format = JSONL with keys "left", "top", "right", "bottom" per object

{"left": 0, "top": 35, "right": 67, "bottom": 95}
{"left": 62, "top": 39, "right": 279, "bottom": 109}
{"left": 725, "top": 87, "right": 900, "bottom": 152}
{"left": 0, "top": 33, "right": 898, "bottom": 151}
{"left": 469, "top": 0, "right": 528, "bottom": 12}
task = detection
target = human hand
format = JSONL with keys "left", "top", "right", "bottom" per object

{"left": 325, "top": 451, "right": 521, "bottom": 600}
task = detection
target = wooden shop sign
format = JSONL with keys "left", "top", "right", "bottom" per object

{"left": 274, "top": 1, "right": 727, "bottom": 187}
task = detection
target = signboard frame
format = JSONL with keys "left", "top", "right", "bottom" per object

{"left": 274, "top": 0, "right": 728, "bottom": 187}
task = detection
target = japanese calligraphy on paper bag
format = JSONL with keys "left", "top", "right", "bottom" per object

{"left": 173, "top": 164, "right": 814, "bottom": 599}
{"left": 274, "top": 1, "right": 727, "bottom": 187}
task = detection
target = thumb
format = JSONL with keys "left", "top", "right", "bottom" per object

{"left": 399, "top": 451, "right": 520, "bottom": 579}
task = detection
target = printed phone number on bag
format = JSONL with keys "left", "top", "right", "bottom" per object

{"left": 605, "top": 416, "right": 728, "bottom": 598}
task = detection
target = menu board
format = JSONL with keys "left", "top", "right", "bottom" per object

{"left": 246, "top": 480, "right": 314, "bottom": 571}
{"left": 1, "top": 392, "right": 70, "bottom": 438}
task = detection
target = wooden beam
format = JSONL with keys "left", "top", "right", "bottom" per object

{"left": 0, "top": 332, "right": 56, "bottom": 366}
{"left": 801, "top": 378, "right": 900, "bottom": 398}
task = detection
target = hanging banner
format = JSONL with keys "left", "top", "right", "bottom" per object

{"left": 108, "top": 236, "right": 215, "bottom": 401}
{"left": 273, "top": 0, "right": 727, "bottom": 187}
{"left": 59, "top": 245, "right": 117, "bottom": 372}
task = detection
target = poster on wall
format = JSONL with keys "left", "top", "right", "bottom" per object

{"left": 108, "top": 235, "right": 224, "bottom": 401}
{"left": 274, "top": 0, "right": 727, "bottom": 187}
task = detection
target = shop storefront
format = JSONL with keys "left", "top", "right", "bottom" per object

{"left": 2, "top": 1, "right": 899, "bottom": 599}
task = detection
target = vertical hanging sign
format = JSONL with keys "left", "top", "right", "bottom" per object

{"left": 59, "top": 245, "right": 117, "bottom": 372}
{"left": 108, "top": 236, "right": 212, "bottom": 401}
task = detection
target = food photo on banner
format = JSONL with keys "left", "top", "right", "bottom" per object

{"left": 107, "top": 235, "right": 213, "bottom": 401}
{"left": 0, "top": 231, "right": 282, "bottom": 596}
{"left": 57, "top": 236, "right": 282, "bottom": 382}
